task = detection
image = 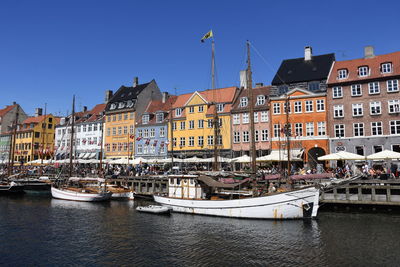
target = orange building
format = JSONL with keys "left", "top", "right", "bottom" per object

{"left": 269, "top": 88, "right": 328, "bottom": 167}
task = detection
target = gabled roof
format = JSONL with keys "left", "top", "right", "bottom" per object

{"left": 231, "top": 86, "right": 272, "bottom": 112}
{"left": 272, "top": 53, "right": 335, "bottom": 85}
{"left": 105, "top": 80, "right": 155, "bottom": 112}
{"left": 173, "top": 87, "right": 238, "bottom": 108}
{"left": 137, "top": 96, "right": 177, "bottom": 125}
{"left": 327, "top": 51, "right": 400, "bottom": 85}
{"left": 23, "top": 114, "right": 53, "bottom": 124}
{"left": 269, "top": 87, "right": 326, "bottom": 100}
{"left": 85, "top": 104, "right": 106, "bottom": 123}
{"left": 0, "top": 104, "right": 16, "bottom": 117}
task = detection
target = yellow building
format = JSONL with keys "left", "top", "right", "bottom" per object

{"left": 14, "top": 114, "right": 58, "bottom": 163}
{"left": 104, "top": 79, "right": 162, "bottom": 159}
{"left": 169, "top": 87, "right": 238, "bottom": 158}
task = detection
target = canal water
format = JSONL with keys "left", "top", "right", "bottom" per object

{"left": 1, "top": 196, "right": 400, "bottom": 267}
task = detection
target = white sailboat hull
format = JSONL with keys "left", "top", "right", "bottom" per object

{"left": 154, "top": 187, "right": 319, "bottom": 219}
{"left": 51, "top": 187, "right": 112, "bottom": 202}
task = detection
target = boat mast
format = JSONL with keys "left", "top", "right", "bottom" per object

{"left": 8, "top": 106, "right": 19, "bottom": 176}
{"left": 247, "top": 41, "right": 257, "bottom": 173}
{"left": 170, "top": 108, "right": 174, "bottom": 167}
{"left": 69, "top": 95, "right": 75, "bottom": 177}
{"left": 285, "top": 95, "right": 291, "bottom": 176}
{"left": 99, "top": 112, "right": 105, "bottom": 177}
{"left": 211, "top": 39, "right": 220, "bottom": 171}
{"left": 40, "top": 103, "right": 47, "bottom": 174}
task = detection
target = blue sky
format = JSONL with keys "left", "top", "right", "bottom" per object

{"left": 1, "top": 0, "right": 399, "bottom": 116}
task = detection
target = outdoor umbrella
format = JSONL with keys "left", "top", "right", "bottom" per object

{"left": 318, "top": 151, "right": 365, "bottom": 161}
{"left": 366, "top": 150, "right": 400, "bottom": 160}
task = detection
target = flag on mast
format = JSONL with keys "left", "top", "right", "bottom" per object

{"left": 201, "top": 30, "right": 213, "bottom": 42}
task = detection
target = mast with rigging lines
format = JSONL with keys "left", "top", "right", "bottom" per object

{"left": 69, "top": 95, "right": 75, "bottom": 178}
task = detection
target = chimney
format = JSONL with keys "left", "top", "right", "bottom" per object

{"left": 133, "top": 77, "right": 139, "bottom": 87}
{"left": 162, "top": 92, "right": 169, "bottom": 103}
{"left": 304, "top": 46, "right": 312, "bottom": 61}
{"left": 104, "top": 90, "right": 113, "bottom": 103}
{"left": 83, "top": 106, "right": 88, "bottom": 112}
{"left": 240, "top": 70, "right": 247, "bottom": 89}
{"left": 364, "top": 46, "right": 375, "bottom": 59}
{"left": 35, "top": 108, "right": 43, "bottom": 117}
{"left": 255, "top": 83, "right": 264, "bottom": 88}
{"left": 12, "top": 101, "right": 16, "bottom": 105}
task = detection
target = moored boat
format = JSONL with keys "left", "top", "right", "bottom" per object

{"left": 136, "top": 205, "right": 171, "bottom": 215}
{"left": 0, "top": 181, "right": 25, "bottom": 195}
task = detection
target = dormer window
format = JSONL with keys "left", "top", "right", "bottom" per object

{"left": 110, "top": 103, "right": 117, "bottom": 110}
{"left": 338, "top": 69, "right": 348, "bottom": 79}
{"left": 118, "top": 102, "right": 126, "bottom": 109}
{"left": 381, "top": 62, "right": 392, "bottom": 73}
{"left": 142, "top": 114, "right": 150, "bottom": 124}
{"left": 358, "top": 66, "right": 369, "bottom": 77}
{"left": 217, "top": 104, "right": 225, "bottom": 112}
{"left": 256, "top": 95, "right": 265, "bottom": 105}
{"left": 156, "top": 112, "right": 164, "bottom": 123}
{"left": 175, "top": 108, "right": 182, "bottom": 117}
{"left": 240, "top": 97, "right": 248, "bottom": 107}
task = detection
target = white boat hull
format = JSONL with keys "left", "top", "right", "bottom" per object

{"left": 154, "top": 187, "right": 319, "bottom": 219}
{"left": 51, "top": 187, "right": 112, "bottom": 202}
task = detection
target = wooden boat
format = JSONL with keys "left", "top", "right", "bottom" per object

{"left": 51, "top": 177, "right": 112, "bottom": 202}
{"left": 17, "top": 178, "right": 51, "bottom": 194}
{"left": 105, "top": 184, "right": 133, "bottom": 199}
{"left": 0, "top": 181, "right": 24, "bottom": 195}
{"left": 136, "top": 205, "right": 172, "bottom": 215}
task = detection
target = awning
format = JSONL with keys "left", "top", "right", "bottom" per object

{"left": 83, "top": 153, "right": 91, "bottom": 159}
{"left": 78, "top": 153, "right": 86, "bottom": 159}
{"left": 257, "top": 149, "right": 304, "bottom": 162}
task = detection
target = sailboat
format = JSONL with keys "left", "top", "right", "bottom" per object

{"left": 51, "top": 96, "right": 112, "bottom": 202}
{"left": 154, "top": 41, "right": 320, "bottom": 219}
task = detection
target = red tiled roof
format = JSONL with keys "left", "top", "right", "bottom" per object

{"left": 199, "top": 86, "right": 238, "bottom": 103}
{"left": 327, "top": 51, "right": 400, "bottom": 84}
{"left": 231, "top": 86, "right": 272, "bottom": 111}
{"left": 145, "top": 95, "right": 177, "bottom": 113}
{"left": 0, "top": 104, "right": 16, "bottom": 117}
{"left": 23, "top": 115, "right": 48, "bottom": 124}
{"left": 171, "top": 92, "right": 193, "bottom": 108}
{"left": 86, "top": 104, "right": 107, "bottom": 122}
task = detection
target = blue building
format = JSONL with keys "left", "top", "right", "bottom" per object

{"left": 135, "top": 93, "right": 175, "bottom": 160}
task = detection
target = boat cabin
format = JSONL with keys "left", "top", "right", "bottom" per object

{"left": 168, "top": 175, "right": 204, "bottom": 199}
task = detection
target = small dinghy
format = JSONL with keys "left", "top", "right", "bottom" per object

{"left": 136, "top": 205, "right": 171, "bottom": 215}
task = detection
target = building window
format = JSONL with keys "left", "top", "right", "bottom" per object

{"left": 353, "top": 123, "right": 364, "bottom": 137}
{"left": 295, "top": 123, "right": 303, "bottom": 137}
{"left": 390, "top": 121, "right": 400, "bottom": 135}
{"left": 242, "top": 113, "right": 249, "bottom": 124}
{"left": 294, "top": 101, "right": 302, "bottom": 113}
{"left": 338, "top": 69, "right": 348, "bottom": 79}
{"left": 333, "top": 105, "right": 344, "bottom": 118}
{"left": 217, "top": 135, "right": 223, "bottom": 146}
{"left": 242, "top": 131, "right": 249, "bottom": 142}
{"left": 143, "top": 129, "right": 149, "bottom": 138}
{"left": 138, "top": 129, "right": 143, "bottom": 137}
{"left": 261, "top": 111, "right": 268, "bottom": 122}
{"left": 189, "top": 106, "right": 194, "bottom": 113}
{"left": 207, "top": 135, "right": 213, "bottom": 146}
{"left": 333, "top": 86, "right": 343, "bottom": 98}
{"left": 273, "top": 124, "right": 281, "bottom": 137}
{"left": 373, "top": 145, "right": 383, "bottom": 153}
{"left": 261, "top": 129, "right": 268, "bottom": 141}
{"left": 198, "top": 136, "right": 204, "bottom": 147}
{"left": 371, "top": 122, "right": 383, "bottom": 136}
{"left": 351, "top": 84, "right": 362, "bottom": 96}
{"left": 217, "top": 104, "right": 225, "bottom": 112}
{"left": 308, "top": 81, "right": 320, "bottom": 92}
{"left": 355, "top": 146, "right": 364, "bottom": 156}
{"left": 198, "top": 105, "right": 204, "bottom": 112}
{"left": 381, "top": 62, "right": 392, "bottom": 73}
{"left": 142, "top": 114, "right": 150, "bottom": 124}
{"left": 198, "top": 119, "right": 204, "bottom": 128}
{"left": 283, "top": 102, "right": 291, "bottom": 114}
{"left": 173, "top": 138, "right": 177, "bottom": 147}
{"left": 256, "top": 95, "right": 266, "bottom": 105}
{"left": 273, "top": 103, "right": 280, "bottom": 114}
{"left": 112, "top": 127, "right": 116, "bottom": 136}
{"left": 130, "top": 125, "right": 134, "bottom": 134}
{"left": 156, "top": 113, "right": 164, "bottom": 123}
{"left": 172, "top": 122, "right": 176, "bottom": 130}
{"left": 392, "top": 144, "right": 400, "bottom": 153}
{"left": 306, "top": 122, "right": 314, "bottom": 136}
{"left": 369, "top": 82, "right": 380, "bottom": 94}
{"left": 118, "top": 126, "right": 122, "bottom": 135}
{"left": 370, "top": 101, "right": 381, "bottom": 115}
{"left": 123, "top": 126, "right": 128, "bottom": 134}
{"left": 130, "top": 112, "right": 134, "bottom": 120}
{"left": 112, "top": 143, "right": 117, "bottom": 151}
{"left": 334, "top": 124, "right": 345, "bottom": 137}
{"left": 175, "top": 108, "right": 182, "bottom": 117}
{"left": 180, "top": 121, "right": 185, "bottom": 130}
{"left": 305, "top": 100, "right": 313, "bottom": 112}
{"left": 254, "top": 130, "right": 259, "bottom": 142}
{"left": 143, "top": 145, "right": 148, "bottom": 154}
{"left": 254, "top": 112, "right": 258, "bottom": 123}
{"left": 316, "top": 99, "right": 325, "bottom": 112}
{"left": 159, "top": 127, "right": 165, "bottom": 137}
{"left": 179, "top": 137, "right": 185, "bottom": 147}
{"left": 352, "top": 103, "right": 363, "bottom": 117}
{"left": 233, "top": 132, "right": 240, "bottom": 143}
{"left": 240, "top": 97, "right": 248, "bottom": 107}
{"left": 233, "top": 114, "right": 240, "bottom": 124}
{"left": 317, "top": 122, "right": 326, "bottom": 136}
{"left": 107, "top": 115, "right": 111, "bottom": 122}
{"left": 188, "top": 136, "right": 194, "bottom": 146}
{"left": 189, "top": 120, "right": 195, "bottom": 129}
{"left": 387, "top": 80, "right": 399, "bottom": 92}
{"left": 93, "top": 124, "right": 98, "bottom": 131}
{"left": 106, "top": 128, "right": 111, "bottom": 136}
{"left": 358, "top": 66, "right": 369, "bottom": 77}
{"left": 388, "top": 100, "right": 400, "bottom": 113}
{"left": 218, "top": 118, "right": 223, "bottom": 127}
{"left": 150, "top": 128, "right": 155, "bottom": 138}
